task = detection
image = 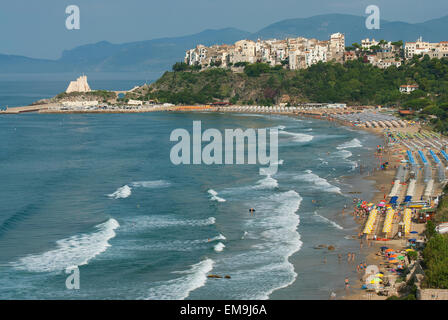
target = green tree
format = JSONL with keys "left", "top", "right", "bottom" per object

{"left": 172, "top": 62, "right": 189, "bottom": 72}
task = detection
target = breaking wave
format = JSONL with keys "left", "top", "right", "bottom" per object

{"left": 337, "top": 138, "right": 362, "bottom": 150}
{"left": 208, "top": 189, "right": 226, "bottom": 202}
{"left": 131, "top": 180, "right": 171, "bottom": 188}
{"left": 108, "top": 185, "right": 132, "bottom": 199}
{"left": 255, "top": 174, "right": 279, "bottom": 190}
{"left": 214, "top": 242, "right": 226, "bottom": 252}
{"left": 120, "top": 216, "right": 216, "bottom": 232}
{"left": 314, "top": 212, "right": 344, "bottom": 230}
{"left": 279, "top": 130, "right": 313, "bottom": 143}
{"left": 294, "top": 170, "right": 341, "bottom": 193}
{"left": 145, "top": 258, "right": 214, "bottom": 300}
{"left": 11, "top": 219, "right": 119, "bottom": 273}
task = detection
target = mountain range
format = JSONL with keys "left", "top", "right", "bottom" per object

{"left": 1, "top": 14, "right": 448, "bottom": 76}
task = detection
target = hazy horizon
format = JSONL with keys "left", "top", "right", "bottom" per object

{"left": 0, "top": 0, "right": 447, "bottom": 60}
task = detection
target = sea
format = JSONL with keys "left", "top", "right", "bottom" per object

{"left": 0, "top": 75, "right": 382, "bottom": 300}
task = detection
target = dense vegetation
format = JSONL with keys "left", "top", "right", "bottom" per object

{"left": 134, "top": 55, "right": 448, "bottom": 129}
{"left": 422, "top": 231, "right": 448, "bottom": 289}
{"left": 55, "top": 90, "right": 116, "bottom": 102}
{"left": 422, "top": 185, "right": 448, "bottom": 289}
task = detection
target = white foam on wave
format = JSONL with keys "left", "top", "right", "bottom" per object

{"left": 317, "top": 158, "right": 329, "bottom": 165}
{"left": 214, "top": 242, "right": 226, "bottom": 252}
{"left": 120, "top": 215, "right": 215, "bottom": 232}
{"left": 255, "top": 174, "right": 279, "bottom": 189}
{"left": 11, "top": 219, "right": 119, "bottom": 273}
{"left": 313, "top": 212, "right": 344, "bottom": 230}
{"left": 212, "top": 233, "right": 226, "bottom": 241}
{"left": 250, "top": 190, "right": 303, "bottom": 299}
{"left": 334, "top": 149, "right": 353, "bottom": 159}
{"left": 145, "top": 258, "right": 214, "bottom": 300}
{"left": 210, "top": 190, "right": 303, "bottom": 299}
{"left": 208, "top": 189, "right": 226, "bottom": 202}
{"left": 108, "top": 185, "right": 132, "bottom": 199}
{"left": 131, "top": 180, "right": 171, "bottom": 188}
{"left": 337, "top": 138, "right": 362, "bottom": 150}
{"left": 108, "top": 180, "right": 171, "bottom": 199}
{"left": 294, "top": 170, "right": 341, "bottom": 193}
{"left": 279, "top": 130, "right": 313, "bottom": 143}
{"left": 126, "top": 234, "right": 226, "bottom": 252}
{"left": 349, "top": 160, "right": 359, "bottom": 171}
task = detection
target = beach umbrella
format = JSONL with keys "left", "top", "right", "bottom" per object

{"left": 397, "top": 256, "right": 405, "bottom": 260}
{"left": 408, "top": 238, "right": 417, "bottom": 242}
{"left": 380, "top": 246, "right": 388, "bottom": 250}
{"left": 390, "top": 254, "right": 398, "bottom": 258}
{"left": 410, "top": 231, "right": 418, "bottom": 234}
{"left": 389, "top": 260, "right": 399, "bottom": 264}
{"left": 375, "top": 273, "right": 384, "bottom": 277}
{"left": 385, "top": 249, "right": 394, "bottom": 252}
{"left": 405, "top": 249, "right": 415, "bottom": 252}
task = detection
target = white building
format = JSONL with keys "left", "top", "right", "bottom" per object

{"left": 400, "top": 85, "right": 419, "bottom": 94}
{"left": 361, "top": 38, "right": 379, "bottom": 50}
{"left": 62, "top": 100, "right": 98, "bottom": 108}
{"left": 185, "top": 33, "right": 345, "bottom": 70}
{"left": 128, "top": 99, "right": 143, "bottom": 106}
{"left": 404, "top": 37, "right": 448, "bottom": 59}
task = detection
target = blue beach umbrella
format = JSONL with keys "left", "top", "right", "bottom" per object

{"left": 410, "top": 231, "right": 418, "bottom": 234}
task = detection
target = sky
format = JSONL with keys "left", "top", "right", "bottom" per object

{"left": 0, "top": 0, "right": 447, "bottom": 59}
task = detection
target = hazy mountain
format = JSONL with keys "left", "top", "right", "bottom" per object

{"left": 255, "top": 14, "right": 448, "bottom": 45}
{"left": 0, "top": 54, "right": 66, "bottom": 73}
{"left": 1, "top": 14, "right": 448, "bottom": 74}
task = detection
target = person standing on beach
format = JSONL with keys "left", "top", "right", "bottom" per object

{"left": 345, "top": 278, "right": 350, "bottom": 292}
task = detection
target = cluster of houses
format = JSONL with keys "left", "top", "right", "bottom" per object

{"left": 185, "top": 34, "right": 448, "bottom": 71}
{"left": 344, "top": 38, "right": 403, "bottom": 69}
{"left": 184, "top": 33, "right": 346, "bottom": 70}
{"left": 405, "top": 37, "right": 448, "bottom": 60}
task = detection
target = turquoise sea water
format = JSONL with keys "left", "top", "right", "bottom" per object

{"left": 0, "top": 77, "right": 382, "bottom": 299}
{"left": 0, "top": 110, "right": 382, "bottom": 300}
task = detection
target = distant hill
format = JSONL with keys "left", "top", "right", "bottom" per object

{"left": 253, "top": 14, "right": 439, "bottom": 45}
{"left": 0, "top": 54, "right": 66, "bottom": 73}
{"left": 2, "top": 14, "right": 448, "bottom": 74}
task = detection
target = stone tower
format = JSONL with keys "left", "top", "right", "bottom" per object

{"left": 66, "top": 75, "right": 92, "bottom": 93}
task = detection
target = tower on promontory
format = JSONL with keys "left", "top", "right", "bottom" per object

{"left": 66, "top": 75, "right": 91, "bottom": 93}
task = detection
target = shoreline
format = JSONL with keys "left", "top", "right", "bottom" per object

{"left": 2, "top": 106, "right": 433, "bottom": 300}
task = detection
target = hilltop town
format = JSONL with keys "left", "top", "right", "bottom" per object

{"left": 184, "top": 35, "right": 448, "bottom": 70}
